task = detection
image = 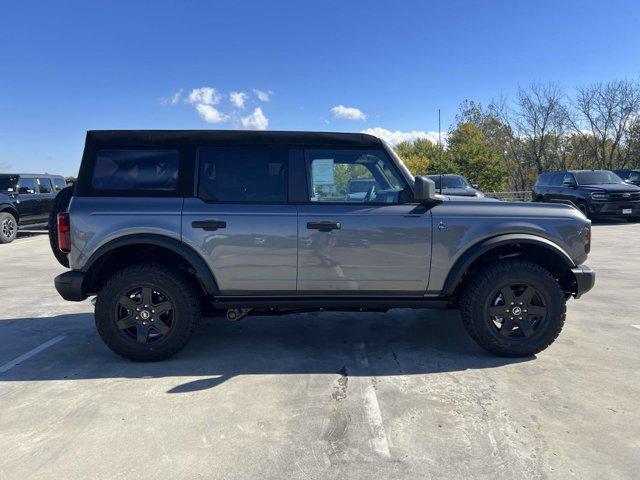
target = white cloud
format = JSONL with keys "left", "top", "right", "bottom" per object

{"left": 187, "top": 87, "right": 221, "bottom": 106}
{"left": 253, "top": 89, "right": 272, "bottom": 102}
{"left": 361, "top": 127, "right": 447, "bottom": 146}
{"left": 196, "top": 104, "right": 229, "bottom": 123}
{"left": 241, "top": 107, "right": 269, "bottom": 130}
{"left": 160, "top": 88, "right": 183, "bottom": 106}
{"left": 331, "top": 104, "right": 366, "bottom": 121}
{"left": 229, "top": 91, "right": 248, "bottom": 108}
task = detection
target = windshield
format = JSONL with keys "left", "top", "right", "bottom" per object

{"left": 0, "top": 175, "right": 18, "bottom": 192}
{"left": 429, "top": 175, "right": 471, "bottom": 189}
{"left": 574, "top": 171, "right": 624, "bottom": 185}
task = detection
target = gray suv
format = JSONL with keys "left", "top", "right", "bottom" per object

{"left": 54, "top": 130, "right": 595, "bottom": 361}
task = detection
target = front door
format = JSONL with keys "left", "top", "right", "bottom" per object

{"left": 182, "top": 146, "right": 298, "bottom": 295}
{"left": 297, "top": 148, "right": 431, "bottom": 294}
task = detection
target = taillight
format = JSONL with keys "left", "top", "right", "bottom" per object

{"left": 57, "top": 212, "right": 71, "bottom": 253}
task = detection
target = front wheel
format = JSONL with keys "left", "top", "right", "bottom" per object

{"left": 95, "top": 263, "right": 201, "bottom": 361}
{"left": 459, "top": 259, "right": 566, "bottom": 357}
{"left": 0, "top": 212, "right": 18, "bottom": 244}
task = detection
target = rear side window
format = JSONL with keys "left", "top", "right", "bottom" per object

{"left": 198, "top": 147, "right": 289, "bottom": 203}
{"left": 92, "top": 149, "right": 179, "bottom": 192}
{"left": 17, "top": 177, "right": 38, "bottom": 194}
{"left": 53, "top": 177, "right": 67, "bottom": 191}
{"left": 37, "top": 178, "right": 53, "bottom": 193}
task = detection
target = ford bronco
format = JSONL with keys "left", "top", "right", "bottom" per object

{"left": 53, "top": 130, "right": 595, "bottom": 361}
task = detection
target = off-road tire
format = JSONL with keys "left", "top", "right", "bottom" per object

{"left": 459, "top": 259, "right": 566, "bottom": 357}
{"left": 0, "top": 212, "right": 18, "bottom": 244}
{"left": 48, "top": 185, "right": 74, "bottom": 267}
{"left": 95, "top": 263, "right": 201, "bottom": 361}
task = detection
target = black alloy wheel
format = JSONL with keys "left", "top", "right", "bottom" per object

{"left": 115, "top": 286, "right": 175, "bottom": 344}
{"left": 486, "top": 283, "right": 547, "bottom": 340}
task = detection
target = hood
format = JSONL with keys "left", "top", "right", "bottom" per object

{"left": 579, "top": 183, "right": 640, "bottom": 193}
{"left": 440, "top": 197, "right": 586, "bottom": 220}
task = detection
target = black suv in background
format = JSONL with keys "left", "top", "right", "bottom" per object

{"left": 613, "top": 169, "right": 640, "bottom": 186}
{"left": 0, "top": 173, "right": 68, "bottom": 243}
{"left": 533, "top": 170, "right": 640, "bottom": 221}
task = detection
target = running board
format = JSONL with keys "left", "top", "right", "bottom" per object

{"left": 210, "top": 296, "right": 449, "bottom": 310}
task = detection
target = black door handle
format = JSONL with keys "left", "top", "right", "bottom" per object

{"left": 192, "top": 220, "right": 227, "bottom": 231}
{"left": 307, "top": 221, "right": 341, "bottom": 232}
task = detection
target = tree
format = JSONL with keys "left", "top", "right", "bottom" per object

{"left": 569, "top": 79, "right": 640, "bottom": 169}
{"left": 447, "top": 122, "right": 508, "bottom": 191}
{"left": 394, "top": 138, "right": 450, "bottom": 175}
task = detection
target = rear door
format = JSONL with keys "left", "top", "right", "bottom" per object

{"left": 296, "top": 148, "right": 431, "bottom": 294}
{"left": 182, "top": 146, "right": 298, "bottom": 295}
{"left": 15, "top": 176, "right": 40, "bottom": 224}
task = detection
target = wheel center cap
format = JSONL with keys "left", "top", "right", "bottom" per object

{"left": 512, "top": 306, "right": 522, "bottom": 316}
{"left": 140, "top": 310, "right": 151, "bottom": 320}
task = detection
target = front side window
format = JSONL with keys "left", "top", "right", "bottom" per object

{"left": 306, "top": 149, "right": 406, "bottom": 204}
{"left": 53, "top": 177, "right": 67, "bottom": 191}
{"left": 38, "top": 178, "right": 53, "bottom": 193}
{"left": 198, "top": 147, "right": 289, "bottom": 202}
{"left": 562, "top": 173, "right": 575, "bottom": 185}
{"left": 17, "top": 177, "right": 38, "bottom": 194}
{"left": 92, "top": 149, "right": 179, "bottom": 192}
{"left": 628, "top": 172, "right": 639, "bottom": 182}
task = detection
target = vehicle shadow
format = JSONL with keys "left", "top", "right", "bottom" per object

{"left": 0, "top": 310, "right": 532, "bottom": 393}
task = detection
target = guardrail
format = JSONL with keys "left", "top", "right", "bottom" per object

{"left": 485, "top": 191, "right": 532, "bottom": 202}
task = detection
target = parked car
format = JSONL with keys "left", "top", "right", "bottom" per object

{"left": 53, "top": 130, "right": 594, "bottom": 361}
{"left": 612, "top": 169, "right": 640, "bottom": 186}
{"left": 532, "top": 170, "right": 640, "bottom": 221}
{"left": 0, "top": 173, "right": 67, "bottom": 243}
{"left": 426, "top": 174, "right": 485, "bottom": 197}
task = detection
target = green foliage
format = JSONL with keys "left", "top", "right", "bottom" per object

{"left": 447, "top": 122, "right": 508, "bottom": 191}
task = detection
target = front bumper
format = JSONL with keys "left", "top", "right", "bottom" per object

{"left": 54, "top": 271, "right": 87, "bottom": 301}
{"left": 570, "top": 265, "right": 596, "bottom": 298}
{"left": 590, "top": 201, "right": 640, "bottom": 217}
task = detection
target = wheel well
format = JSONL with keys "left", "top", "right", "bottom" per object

{"left": 84, "top": 244, "right": 207, "bottom": 297}
{"left": 1, "top": 205, "right": 19, "bottom": 221}
{"left": 451, "top": 243, "right": 575, "bottom": 303}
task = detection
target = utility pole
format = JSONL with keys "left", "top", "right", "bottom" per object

{"left": 438, "top": 109, "right": 441, "bottom": 146}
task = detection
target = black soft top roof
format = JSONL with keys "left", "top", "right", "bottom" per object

{"left": 85, "top": 130, "right": 383, "bottom": 147}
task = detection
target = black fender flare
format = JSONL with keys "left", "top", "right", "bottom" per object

{"left": 0, "top": 203, "right": 19, "bottom": 221}
{"left": 82, "top": 233, "right": 220, "bottom": 295}
{"left": 441, "top": 233, "right": 576, "bottom": 297}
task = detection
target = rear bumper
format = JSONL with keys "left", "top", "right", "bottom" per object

{"left": 54, "top": 271, "right": 87, "bottom": 301}
{"left": 570, "top": 265, "right": 596, "bottom": 298}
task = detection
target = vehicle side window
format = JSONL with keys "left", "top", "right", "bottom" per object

{"left": 562, "top": 173, "right": 575, "bottom": 185}
{"left": 17, "top": 177, "right": 38, "bottom": 194}
{"left": 53, "top": 178, "right": 67, "bottom": 191}
{"left": 92, "top": 149, "right": 179, "bottom": 192}
{"left": 37, "top": 178, "right": 53, "bottom": 193}
{"left": 629, "top": 172, "right": 639, "bottom": 182}
{"left": 198, "top": 147, "right": 289, "bottom": 203}
{"left": 551, "top": 173, "right": 563, "bottom": 186}
{"left": 305, "top": 148, "right": 406, "bottom": 204}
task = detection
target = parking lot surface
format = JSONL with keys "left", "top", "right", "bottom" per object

{"left": 1, "top": 224, "right": 639, "bottom": 480}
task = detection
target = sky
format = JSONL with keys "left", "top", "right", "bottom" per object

{"left": 1, "top": 0, "right": 639, "bottom": 176}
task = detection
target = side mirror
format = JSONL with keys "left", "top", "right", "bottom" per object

{"left": 414, "top": 175, "right": 437, "bottom": 202}
{"left": 472, "top": 183, "right": 479, "bottom": 189}
{"left": 563, "top": 181, "right": 576, "bottom": 188}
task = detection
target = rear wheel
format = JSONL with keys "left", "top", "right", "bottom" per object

{"left": 48, "top": 185, "right": 74, "bottom": 267}
{"left": 459, "top": 259, "right": 566, "bottom": 357}
{"left": 95, "top": 263, "right": 201, "bottom": 361}
{"left": 0, "top": 212, "right": 18, "bottom": 244}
